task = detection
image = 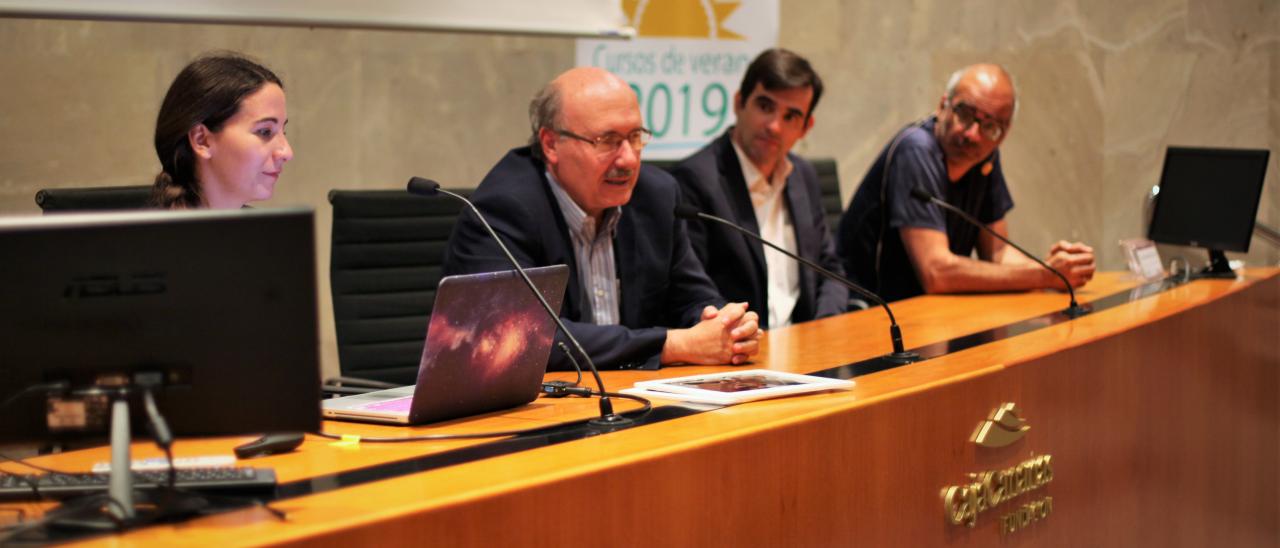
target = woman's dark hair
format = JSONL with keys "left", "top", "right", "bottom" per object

{"left": 150, "top": 53, "right": 283, "bottom": 209}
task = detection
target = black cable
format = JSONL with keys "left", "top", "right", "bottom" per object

{"left": 558, "top": 341, "right": 584, "bottom": 387}
{"left": 541, "top": 343, "right": 589, "bottom": 398}
{"left": 140, "top": 387, "right": 176, "bottom": 489}
{"left": 596, "top": 391, "right": 651, "bottom": 413}
{"left": 873, "top": 118, "right": 929, "bottom": 295}
{"left": 0, "top": 449, "right": 158, "bottom": 505}
{"left": 0, "top": 466, "right": 43, "bottom": 503}
{"left": 412, "top": 181, "right": 629, "bottom": 424}
{"left": 0, "top": 383, "right": 283, "bottom": 531}
{"left": 0, "top": 451, "right": 136, "bottom": 504}
{"left": 0, "top": 382, "right": 68, "bottom": 414}
{"left": 0, "top": 385, "right": 170, "bottom": 501}
{"left": 161, "top": 446, "right": 176, "bottom": 490}
{"left": 0, "top": 382, "right": 82, "bottom": 494}
{"left": 315, "top": 392, "right": 653, "bottom": 443}
{"left": 0, "top": 493, "right": 130, "bottom": 541}
{"left": 174, "top": 489, "right": 288, "bottom": 521}
{"left": 0, "top": 452, "right": 78, "bottom": 477}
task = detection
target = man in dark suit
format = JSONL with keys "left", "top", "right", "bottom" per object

{"left": 443, "top": 67, "right": 760, "bottom": 371}
{"left": 671, "top": 48, "right": 846, "bottom": 329}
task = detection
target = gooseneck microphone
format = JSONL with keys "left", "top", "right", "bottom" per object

{"left": 407, "top": 177, "right": 632, "bottom": 427}
{"left": 908, "top": 187, "right": 1088, "bottom": 318}
{"left": 674, "top": 203, "right": 920, "bottom": 365}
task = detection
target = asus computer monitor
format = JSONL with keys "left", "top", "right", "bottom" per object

{"left": 1148, "top": 146, "right": 1270, "bottom": 277}
{"left": 0, "top": 208, "right": 321, "bottom": 444}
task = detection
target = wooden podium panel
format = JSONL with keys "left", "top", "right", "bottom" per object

{"left": 4, "top": 270, "right": 1277, "bottom": 546}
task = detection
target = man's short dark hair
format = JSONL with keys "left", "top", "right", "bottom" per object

{"left": 737, "top": 48, "right": 823, "bottom": 119}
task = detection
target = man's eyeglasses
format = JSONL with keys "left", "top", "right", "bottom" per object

{"left": 556, "top": 128, "right": 653, "bottom": 155}
{"left": 948, "top": 101, "right": 1007, "bottom": 141}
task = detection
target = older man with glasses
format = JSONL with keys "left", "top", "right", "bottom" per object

{"left": 443, "top": 66, "right": 760, "bottom": 371}
{"left": 836, "top": 63, "right": 1096, "bottom": 303}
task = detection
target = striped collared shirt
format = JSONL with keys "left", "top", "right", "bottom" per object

{"left": 545, "top": 171, "right": 622, "bottom": 325}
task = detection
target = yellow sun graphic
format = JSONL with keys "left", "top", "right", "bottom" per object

{"left": 623, "top": 0, "right": 744, "bottom": 40}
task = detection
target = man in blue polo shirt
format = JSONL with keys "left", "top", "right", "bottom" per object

{"left": 837, "top": 63, "right": 1095, "bottom": 302}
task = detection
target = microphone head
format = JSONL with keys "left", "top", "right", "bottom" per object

{"left": 673, "top": 202, "right": 701, "bottom": 220}
{"left": 406, "top": 177, "right": 441, "bottom": 196}
{"left": 909, "top": 187, "right": 935, "bottom": 203}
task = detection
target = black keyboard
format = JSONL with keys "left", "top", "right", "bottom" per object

{"left": 0, "top": 467, "right": 277, "bottom": 500}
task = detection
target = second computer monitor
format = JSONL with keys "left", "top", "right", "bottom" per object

{"left": 0, "top": 208, "right": 322, "bottom": 444}
{"left": 1148, "top": 146, "right": 1270, "bottom": 277}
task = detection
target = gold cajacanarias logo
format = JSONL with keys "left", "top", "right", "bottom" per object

{"left": 942, "top": 403, "right": 1054, "bottom": 534}
{"left": 971, "top": 403, "right": 1029, "bottom": 448}
{"left": 942, "top": 454, "right": 1053, "bottom": 528}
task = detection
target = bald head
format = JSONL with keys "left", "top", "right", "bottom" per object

{"left": 945, "top": 63, "right": 1017, "bottom": 119}
{"left": 529, "top": 67, "right": 637, "bottom": 160}
{"left": 529, "top": 66, "right": 645, "bottom": 220}
{"left": 553, "top": 67, "right": 632, "bottom": 103}
{"left": 934, "top": 63, "right": 1017, "bottom": 180}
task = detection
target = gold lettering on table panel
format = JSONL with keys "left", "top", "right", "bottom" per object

{"left": 942, "top": 454, "right": 1054, "bottom": 529}
{"left": 944, "top": 403, "right": 1055, "bottom": 533}
{"left": 1001, "top": 496, "right": 1053, "bottom": 535}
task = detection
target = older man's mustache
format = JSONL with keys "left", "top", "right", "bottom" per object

{"left": 605, "top": 168, "right": 636, "bottom": 180}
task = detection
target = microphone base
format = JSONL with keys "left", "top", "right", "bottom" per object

{"left": 1062, "top": 304, "right": 1092, "bottom": 319}
{"left": 881, "top": 351, "right": 921, "bottom": 365}
{"left": 588, "top": 414, "right": 634, "bottom": 429}
{"left": 1194, "top": 269, "right": 1239, "bottom": 280}
{"left": 1195, "top": 249, "right": 1238, "bottom": 279}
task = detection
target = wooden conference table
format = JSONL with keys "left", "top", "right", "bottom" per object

{"left": 3, "top": 269, "right": 1277, "bottom": 546}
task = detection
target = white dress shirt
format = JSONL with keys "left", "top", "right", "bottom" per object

{"left": 730, "top": 140, "right": 800, "bottom": 328}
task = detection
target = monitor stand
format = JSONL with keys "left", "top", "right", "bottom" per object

{"left": 43, "top": 391, "right": 210, "bottom": 532}
{"left": 1196, "top": 249, "right": 1238, "bottom": 279}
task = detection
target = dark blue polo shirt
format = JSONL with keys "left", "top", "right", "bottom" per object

{"left": 836, "top": 116, "right": 1014, "bottom": 302}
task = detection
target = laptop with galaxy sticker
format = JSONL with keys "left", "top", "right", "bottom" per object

{"left": 322, "top": 265, "right": 569, "bottom": 425}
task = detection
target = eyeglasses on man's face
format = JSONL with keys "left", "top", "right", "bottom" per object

{"left": 556, "top": 128, "right": 653, "bottom": 155}
{"left": 947, "top": 101, "right": 1007, "bottom": 141}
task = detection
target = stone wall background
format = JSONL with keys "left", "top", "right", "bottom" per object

{"left": 1, "top": 1, "right": 1276, "bottom": 379}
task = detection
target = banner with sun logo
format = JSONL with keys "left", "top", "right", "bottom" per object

{"left": 577, "top": 0, "right": 778, "bottom": 160}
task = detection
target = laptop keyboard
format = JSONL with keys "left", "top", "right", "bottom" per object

{"left": 359, "top": 396, "right": 413, "bottom": 412}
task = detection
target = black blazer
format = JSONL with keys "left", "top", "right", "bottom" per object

{"left": 442, "top": 147, "right": 724, "bottom": 370}
{"left": 670, "top": 131, "right": 847, "bottom": 328}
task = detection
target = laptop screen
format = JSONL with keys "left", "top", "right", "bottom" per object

{"left": 409, "top": 264, "right": 569, "bottom": 423}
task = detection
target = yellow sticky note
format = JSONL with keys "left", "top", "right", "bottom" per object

{"left": 330, "top": 434, "right": 361, "bottom": 448}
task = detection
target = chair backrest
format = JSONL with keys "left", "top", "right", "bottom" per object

{"left": 35, "top": 185, "right": 152, "bottom": 213}
{"left": 809, "top": 158, "right": 843, "bottom": 234}
{"left": 327, "top": 188, "right": 472, "bottom": 385}
{"left": 645, "top": 157, "right": 842, "bottom": 232}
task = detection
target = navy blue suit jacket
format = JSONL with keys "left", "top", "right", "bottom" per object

{"left": 670, "top": 131, "right": 847, "bottom": 328}
{"left": 442, "top": 146, "right": 724, "bottom": 370}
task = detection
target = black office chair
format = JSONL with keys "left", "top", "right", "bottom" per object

{"left": 327, "top": 188, "right": 473, "bottom": 388}
{"left": 809, "top": 158, "right": 843, "bottom": 234}
{"left": 34, "top": 185, "right": 152, "bottom": 213}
